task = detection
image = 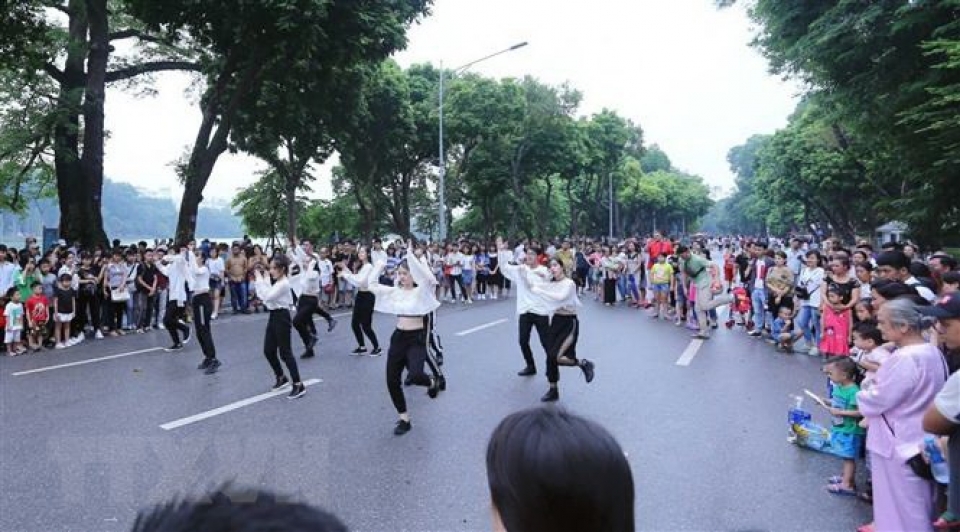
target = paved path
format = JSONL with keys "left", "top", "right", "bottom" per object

{"left": 0, "top": 295, "right": 871, "bottom": 532}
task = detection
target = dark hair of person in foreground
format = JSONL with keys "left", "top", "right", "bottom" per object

{"left": 129, "top": 487, "right": 348, "bottom": 532}
{"left": 486, "top": 407, "right": 635, "bottom": 532}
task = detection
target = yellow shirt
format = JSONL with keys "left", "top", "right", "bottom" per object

{"left": 651, "top": 263, "right": 673, "bottom": 285}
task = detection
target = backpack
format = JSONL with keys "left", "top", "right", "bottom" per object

{"left": 576, "top": 251, "right": 589, "bottom": 271}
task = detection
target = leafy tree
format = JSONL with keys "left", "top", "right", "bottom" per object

{"left": 0, "top": 0, "right": 201, "bottom": 247}
{"left": 127, "top": 0, "right": 431, "bottom": 243}
{"left": 231, "top": 170, "right": 307, "bottom": 240}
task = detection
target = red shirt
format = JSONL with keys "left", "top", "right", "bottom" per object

{"left": 26, "top": 294, "right": 49, "bottom": 324}
{"left": 646, "top": 239, "right": 674, "bottom": 268}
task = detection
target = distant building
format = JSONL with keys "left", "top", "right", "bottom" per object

{"left": 875, "top": 221, "right": 908, "bottom": 247}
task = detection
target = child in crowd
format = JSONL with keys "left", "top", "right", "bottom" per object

{"left": 25, "top": 282, "right": 49, "bottom": 352}
{"left": 4, "top": 287, "right": 25, "bottom": 356}
{"left": 671, "top": 255, "right": 688, "bottom": 326}
{"left": 649, "top": 253, "right": 674, "bottom": 320}
{"left": 53, "top": 273, "right": 77, "bottom": 349}
{"left": 725, "top": 284, "right": 751, "bottom": 329}
{"left": 853, "top": 299, "right": 874, "bottom": 324}
{"left": 821, "top": 356, "right": 865, "bottom": 497}
{"left": 851, "top": 322, "right": 886, "bottom": 393}
{"left": 771, "top": 305, "right": 799, "bottom": 353}
{"left": 942, "top": 271, "right": 959, "bottom": 294}
{"left": 820, "top": 287, "right": 852, "bottom": 358}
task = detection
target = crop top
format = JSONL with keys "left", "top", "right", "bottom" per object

{"left": 365, "top": 257, "right": 440, "bottom": 317}
{"left": 340, "top": 263, "right": 374, "bottom": 291}
{"left": 531, "top": 278, "right": 581, "bottom": 315}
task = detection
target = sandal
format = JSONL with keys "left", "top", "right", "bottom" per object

{"left": 826, "top": 484, "right": 857, "bottom": 496}
{"left": 856, "top": 524, "right": 874, "bottom": 532}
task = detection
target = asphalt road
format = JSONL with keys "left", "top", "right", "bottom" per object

{"left": 0, "top": 293, "right": 871, "bottom": 532}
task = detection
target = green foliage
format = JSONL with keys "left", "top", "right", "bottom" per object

{"left": 232, "top": 170, "right": 307, "bottom": 239}
{"left": 725, "top": 0, "right": 960, "bottom": 247}
{"left": 299, "top": 196, "right": 364, "bottom": 244}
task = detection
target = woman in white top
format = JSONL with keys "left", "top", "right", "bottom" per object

{"left": 288, "top": 237, "right": 337, "bottom": 359}
{"left": 366, "top": 244, "right": 442, "bottom": 435}
{"left": 338, "top": 247, "right": 380, "bottom": 355}
{"left": 252, "top": 255, "right": 305, "bottom": 399}
{"left": 188, "top": 246, "right": 219, "bottom": 373}
{"left": 796, "top": 250, "right": 826, "bottom": 356}
{"left": 207, "top": 247, "right": 225, "bottom": 319}
{"left": 524, "top": 258, "right": 595, "bottom": 402}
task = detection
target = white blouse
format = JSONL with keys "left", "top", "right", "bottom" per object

{"left": 341, "top": 263, "right": 374, "bottom": 291}
{"left": 532, "top": 278, "right": 581, "bottom": 315}
{"left": 366, "top": 257, "right": 440, "bottom": 316}
{"left": 289, "top": 246, "right": 320, "bottom": 297}
{"left": 253, "top": 275, "right": 293, "bottom": 310}
{"left": 187, "top": 258, "right": 211, "bottom": 294}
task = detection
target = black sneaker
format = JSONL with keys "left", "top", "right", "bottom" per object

{"left": 393, "top": 419, "right": 412, "bottom": 436}
{"left": 438, "top": 375, "right": 447, "bottom": 391}
{"left": 540, "top": 387, "right": 559, "bottom": 402}
{"left": 204, "top": 359, "right": 221, "bottom": 374}
{"left": 369, "top": 347, "right": 383, "bottom": 357}
{"left": 301, "top": 349, "right": 315, "bottom": 359}
{"left": 517, "top": 366, "right": 536, "bottom": 377}
{"left": 288, "top": 383, "right": 306, "bottom": 399}
{"left": 272, "top": 375, "right": 290, "bottom": 390}
{"left": 197, "top": 358, "right": 212, "bottom": 370}
{"left": 351, "top": 347, "right": 367, "bottom": 355}
{"left": 327, "top": 319, "right": 337, "bottom": 332}
{"left": 427, "top": 377, "right": 440, "bottom": 399}
{"left": 164, "top": 344, "right": 183, "bottom": 352}
{"left": 580, "top": 359, "right": 595, "bottom": 384}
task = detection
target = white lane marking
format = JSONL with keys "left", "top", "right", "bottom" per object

{"left": 675, "top": 339, "right": 704, "bottom": 366}
{"left": 455, "top": 318, "right": 508, "bottom": 336}
{"left": 160, "top": 378, "right": 323, "bottom": 431}
{"left": 11, "top": 347, "right": 164, "bottom": 376}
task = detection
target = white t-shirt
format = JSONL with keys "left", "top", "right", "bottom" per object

{"left": 798, "top": 266, "right": 825, "bottom": 308}
{"left": 461, "top": 253, "right": 474, "bottom": 271}
{"left": 445, "top": 252, "right": 464, "bottom": 276}
{"left": 935, "top": 372, "right": 960, "bottom": 423}
{"left": 318, "top": 259, "right": 334, "bottom": 286}
{"left": 208, "top": 257, "right": 225, "bottom": 279}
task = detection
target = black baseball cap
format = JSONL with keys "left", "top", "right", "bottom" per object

{"left": 919, "top": 292, "right": 960, "bottom": 319}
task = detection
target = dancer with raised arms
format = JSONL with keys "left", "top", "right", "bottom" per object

{"left": 253, "top": 255, "right": 306, "bottom": 399}
{"left": 496, "top": 236, "right": 552, "bottom": 378}
{"left": 366, "top": 240, "right": 442, "bottom": 436}
{"left": 520, "top": 258, "right": 596, "bottom": 402}
{"left": 337, "top": 246, "right": 381, "bottom": 356}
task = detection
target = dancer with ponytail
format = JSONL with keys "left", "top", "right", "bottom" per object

{"left": 253, "top": 255, "right": 306, "bottom": 399}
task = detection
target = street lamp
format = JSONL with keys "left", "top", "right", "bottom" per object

{"left": 437, "top": 41, "right": 528, "bottom": 242}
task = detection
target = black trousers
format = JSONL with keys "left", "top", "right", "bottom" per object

{"left": 163, "top": 300, "right": 190, "bottom": 345}
{"left": 191, "top": 292, "right": 216, "bottom": 359}
{"left": 264, "top": 309, "right": 300, "bottom": 382}
{"left": 603, "top": 278, "right": 617, "bottom": 304}
{"left": 476, "top": 273, "right": 488, "bottom": 295}
{"left": 139, "top": 294, "right": 156, "bottom": 329}
{"left": 351, "top": 291, "right": 378, "bottom": 349}
{"left": 387, "top": 328, "right": 431, "bottom": 414}
{"left": 76, "top": 292, "right": 101, "bottom": 333}
{"left": 293, "top": 294, "right": 332, "bottom": 347}
{"left": 546, "top": 314, "right": 579, "bottom": 383}
{"left": 518, "top": 312, "right": 551, "bottom": 368}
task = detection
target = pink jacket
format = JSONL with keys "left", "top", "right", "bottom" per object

{"left": 857, "top": 342, "right": 948, "bottom": 460}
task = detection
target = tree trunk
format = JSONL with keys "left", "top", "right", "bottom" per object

{"left": 285, "top": 170, "right": 298, "bottom": 240}
{"left": 78, "top": 0, "right": 110, "bottom": 247}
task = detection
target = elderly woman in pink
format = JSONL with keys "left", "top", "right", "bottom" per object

{"left": 857, "top": 299, "right": 949, "bottom": 532}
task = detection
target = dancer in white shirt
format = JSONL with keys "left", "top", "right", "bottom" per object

{"left": 252, "top": 255, "right": 305, "bottom": 399}
{"left": 338, "top": 247, "right": 380, "bottom": 355}
{"left": 187, "top": 246, "right": 219, "bottom": 373}
{"left": 496, "top": 236, "right": 552, "bottom": 377}
{"left": 523, "top": 258, "right": 596, "bottom": 402}
{"left": 157, "top": 244, "right": 191, "bottom": 351}
{"left": 366, "top": 243, "right": 442, "bottom": 435}
{"left": 288, "top": 237, "right": 338, "bottom": 359}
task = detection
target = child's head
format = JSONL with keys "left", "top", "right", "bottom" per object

{"left": 58, "top": 273, "right": 72, "bottom": 287}
{"left": 657, "top": 253, "right": 667, "bottom": 263}
{"left": 852, "top": 322, "right": 882, "bottom": 352}
{"left": 854, "top": 299, "right": 874, "bottom": 322}
{"left": 7, "top": 287, "right": 20, "bottom": 302}
{"left": 823, "top": 356, "right": 858, "bottom": 385}
{"left": 778, "top": 305, "right": 793, "bottom": 321}
{"left": 826, "top": 287, "right": 843, "bottom": 304}
{"left": 31, "top": 282, "right": 42, "bottom": 295}
{"left": 943, "top": 271, "right": 960, "bottom": 295}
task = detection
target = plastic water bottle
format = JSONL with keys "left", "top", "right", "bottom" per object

{"left": 925, "top": 436, "right": 950, "bottom": 484}
{"left": 789, "top": 396, "right": 811, "bottom": 427}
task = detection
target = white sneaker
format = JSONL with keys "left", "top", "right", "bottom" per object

{"left": 211, "top": 313, "right": 218, "bottom": 320}
{"left": 808, "top": 347, "right": 820, "bottom": 357}
{"left": 55, "top": 343, "right": 65, "bottom": 349}
{"left": 70, "top": 336, "right": 83, "bottom": 345}
{"left": 95, "top": 330, "right": 104, "bottom": 339}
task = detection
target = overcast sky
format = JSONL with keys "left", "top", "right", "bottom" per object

{"left": 102, "top": 0, "right": 799, "bottom": 205}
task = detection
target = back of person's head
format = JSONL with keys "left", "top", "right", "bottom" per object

{"left": 876, "top": 250, "right": 910, "bottom": 271}
{"left": 486, "top": 407, "right": 635, "bottom": 532}
{"left": 130, "top": 487, "right": 348, "bottom": 532}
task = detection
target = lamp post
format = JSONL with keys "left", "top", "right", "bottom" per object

{"left": 437, "top": 41, "right": 528, "bottom": 242}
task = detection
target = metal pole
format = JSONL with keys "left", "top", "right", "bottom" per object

{"left": 438, "top": 63, "right": 446, "bottom": 242}
{"left": 608, "top": 173, "right": 613, "bottom": 240}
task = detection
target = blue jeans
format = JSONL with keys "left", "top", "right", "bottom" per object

{"left": 229, "top": 280, "right": 248, "bottom": 312}
{"left": 796, "top": 305, "right": 822, "bottom": 347}
{"left": 751, "top": 287, "right": 767, "bottom": 331}
{"left": 627, "top": 274, "right": 641, "bottom": 301}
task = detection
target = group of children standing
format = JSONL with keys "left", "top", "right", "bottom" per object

{"left": 3, "top": 272, "right": 83, "bottom": 355}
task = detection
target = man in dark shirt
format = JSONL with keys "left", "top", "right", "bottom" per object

{"left": 137, "top": 250, "right": 159, "bottom": 331}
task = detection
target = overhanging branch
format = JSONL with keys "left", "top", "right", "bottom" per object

{"left": 105, "top": 61, "right": 202, "bottom": 83}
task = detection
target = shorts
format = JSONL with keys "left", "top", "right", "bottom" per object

{"left": 652, "top": 283, "right": 670, "bottom": 294}
{"left": 56, "top": 313, "right": 75, "bottom": 323}
{"left": 209, "top": 277, "right": 223, "bottom": 291}
{"left": 5, "top": 329, "right": 21, "bottom": 344}
{"left": 462, "top": 270, "right": 474, "bottom": 285}
{"left": 829, "top": 431, "right": 864, "bottom": 459}
{"left": 338, "top": 279, "right": 353, "bottom": 293}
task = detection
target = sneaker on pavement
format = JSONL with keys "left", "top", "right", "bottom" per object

{"left": 95, "top": 330, "right": 104, "bottom": 339}
{"left": 55, "top": 343, "right": 66, "bottom": 349}
{"left": 204, "top": 359, "right": 221, "bottom": 374}
{"left": 327, "top": 319, "right": 338, "bottom": 332}
{"left": 164, "top": 344, "right": 183, "bottom": 352}
{"left": 393, "top": 419, "right": 412, "bottom": 436}
{"left": 288, "top": 382, "right": 306, "bottom": 399}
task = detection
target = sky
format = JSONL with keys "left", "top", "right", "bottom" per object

{"left": 101, "top": 0, "right": 800, "bottom": 205}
